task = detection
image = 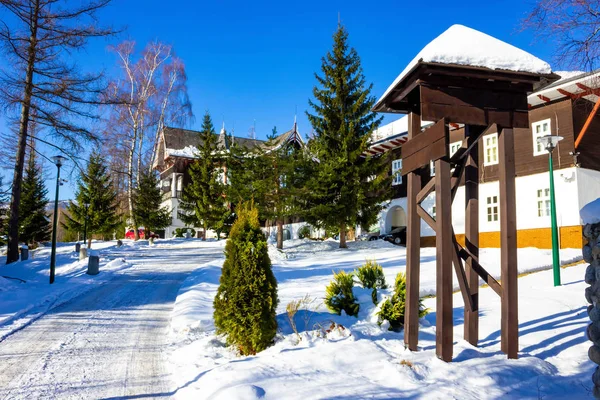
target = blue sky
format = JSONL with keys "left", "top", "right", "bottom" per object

{"left": 3, "top": 0, "right": 558, "bottom": 200}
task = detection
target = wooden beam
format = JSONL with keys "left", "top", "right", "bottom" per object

{"left": 556, "top": 88, "right": 576, "bottom": 99}
{"left": 421, "top": 102, "right": 529, "bottom": 129}
{"left": 464, "top": 125, "right": 480, "bottom": 346}
{"left": 416, "top": 178, "right": 436, "bottom": 204}
{"left": 575, "top": 95, "right": 600, "bottom": 149}
{"left": 537, "top": 94, "right": 551, "bottom": 103}
{"left": 498, "top": 127, "right": 518, "bottom": 359}
{"left": 416, "top": 204, "right": 435, "bottom": 230}
{"left": 451, "top": 228, "right": 475, "bottom": 313}
{"left": 435, "top": 158, "right": 453, "bottom": 362}
{"left": 456, "top": 244, "right": 502, "bottom": 297}
{"left": 404, "top": 111, "right": 422, "bottom": 352}
{"left": 401, "top": 118, "right": 448, "bottom": 174}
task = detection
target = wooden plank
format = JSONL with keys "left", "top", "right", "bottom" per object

{"left": 420, "top": 85, "right": 528, "bottom": 112}
{"left": 401, "top": 118, "right": 448, "bottom": 159}
{"left": 451, "top": 228, "right": 475, "bottom": 313}
{"left": 416, "top": 204, "right": 435, "bottom": 230}
{"left": 498, "top": 127, "right": 518, "bottom": 359}
{"left": 402, "top": 135, "right": 447, "bottom": 174}
{"left": 404, "top": 111, "right": 422, "bottom": 352}
{"left": 456, "top": 245, "right": 502, "bottom": 297}
{"left": 421, "top": 103, "right": 529, "bottom": 129}
{"left": 416, "top": 178, "right": 435, "bottom": 204}
{"left": 435, "top": 159, "right": 453, "bottom": 362}
{"left": 464, "top": 125, "right": 480, "bottom": 346}
{"left": 418, "top": 75, "right": 534, "bottom": 95}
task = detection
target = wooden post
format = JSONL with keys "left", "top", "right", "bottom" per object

{"left": 464, "top": 125, "right": 479, "bottom": 346}
{"left": 498, "top": 127, "right": 518, "bottom": 359}
{"left": 435, "top": 158, "right": 453, "bottom": 362}
{"left": 404, "top": 111, "right": 422, "bottom": 351}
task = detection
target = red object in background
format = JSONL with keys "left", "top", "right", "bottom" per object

{"left": 125, "top": 229, "right": 159, "bottom": 240}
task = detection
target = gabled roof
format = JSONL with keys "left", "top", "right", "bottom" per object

{"left": 159, "top": 122, "right": 304, "bottom": 162}
{"left": 528, "top": 70, "right": 600, "bottom": 107}
{"left": 375, "top": 24, "right": 555, "bottom": 111}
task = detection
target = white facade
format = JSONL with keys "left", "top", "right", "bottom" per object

{"left": 379, "top": 167, "right": 599, "bottom": 238}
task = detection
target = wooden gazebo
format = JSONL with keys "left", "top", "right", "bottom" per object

{"left": 374, "top": 25, "right": 558, "bottom": 361}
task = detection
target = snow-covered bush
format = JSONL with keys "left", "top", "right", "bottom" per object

{"left": 297, "top": 225, "right": 311, "bottom": 239}
{"left": 324, "top": 270, "right": 359, "bottom": 317}
{"left": 377, "top": 272, "right": 428, "bottom": 331}
{"left": 174, "top": 227, "right": 196, "bottom": 238}
{"left": 355, "top": 260, "right": 387, "bottom": 304}
{"left": 213, "top": 203, "right": 278, "bottom": 355}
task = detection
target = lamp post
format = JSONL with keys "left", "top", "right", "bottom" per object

{"left": 50, "top": 155, "right": 66, "bottom": 284}
{"left": 83, "top": 202, "right": 90, "bottom": 248}
{"left": 537, "top": 134, "right": 563, "bottom": 287}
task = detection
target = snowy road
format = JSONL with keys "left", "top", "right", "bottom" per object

{"left": 0, "top": 243, "right": 224, "bottom": 399}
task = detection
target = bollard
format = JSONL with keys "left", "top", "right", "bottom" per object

{"left": 87, "top": 255, "right": 99, "bottom": 275}
{"left": 185, "top": 228, "right": 191, "bottom": 239}
{"left": 20, "top": 245, "right": 29, "bottom": 261}
{"left": 79, "top": 247, "right": 88, "bottom": 260}
{"left": 75, "top": 243, "right": 81, "bottom": 253}
{"left": 149, "top": 237, "right": 154, "bottom": 246}
{"left": 117, "top": 239, "right": 123, "bottom": 247}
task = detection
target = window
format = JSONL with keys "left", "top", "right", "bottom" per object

{"left": 483, "top": 133, "right": 498, "bottom": 166}
{"left": 486, "top": 195, "right": 499, "bottom": 222}
{"left": 537, "top": 188, "right": 551, "bottom": 217}
{"left": 431, "top": 205, "right": 436, "bottom": 219}
{"left": 392, "top": 159, "right": 402, "bottom": 186}
{"left": 532, "top": 119, "right": 551, "bottom": 156}
{"left": 449, "top": 141, "right": 462, "bottom": 158}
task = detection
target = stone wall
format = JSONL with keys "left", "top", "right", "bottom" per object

{"left": 584, "top": 222, "right": 600, "bottom": 398}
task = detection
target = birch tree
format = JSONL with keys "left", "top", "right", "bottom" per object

{"left": 0, "top": 0, "right": 115, "bottom": 264}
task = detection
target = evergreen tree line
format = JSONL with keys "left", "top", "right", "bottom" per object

{"left": 181, "top": 26, "right": 391, "bottom": 250}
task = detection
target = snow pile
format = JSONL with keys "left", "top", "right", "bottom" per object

{"left": 377, "top": 24, "right": 552, "bottom": 105}
{"left": 581, "top": 198, "right": 600, "bottom": 225}
{"left": 168, "top": 240, "right": 588, "bottom": 399}
{"left": 166, "top": 145, "right": 198, "bottom": 159}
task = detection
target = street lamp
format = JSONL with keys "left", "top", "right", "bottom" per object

{"left": 537, "top": 134, "right": 563, "bottom": 287}
{"left": 83, "top": 202, "right": 90, "bottom": 248}
{"left": 50, "top": 155, "right": 66, "bottom": 284}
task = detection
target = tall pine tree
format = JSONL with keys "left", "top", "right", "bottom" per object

{"left": 133, "top": 170, "right": 172, "bottom": 236}
{"left": 179, "top": 112, "right": 229, "bottom": 239}
{"left": 63, "top": 152, "right": 120, "bottom": 248}
{"left": 19, "top": 151, "right": 51, "bottom": 247}
{"left": 305, "top": 26, "right": 391, "bottom": 248}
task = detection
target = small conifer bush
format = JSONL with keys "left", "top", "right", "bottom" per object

{"left": 377, "top": 272, "right": 428, "bottom": 331}
{"left": 355, "top": 260, "right": 387, "bottom": 304}
{"left": 324, "top": 270, "right": 359, "bottom": 317}
{"left": 297, "top": 225, "right": 311, "bottom": 239}
{"left": 213, "top": 202, "right": 278, "bottom": 355}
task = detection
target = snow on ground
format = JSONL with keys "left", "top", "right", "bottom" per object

{"left": 0, "top": 240, "right": 133, "bottom": 339}
{"left": 168, "top": 239, "right": 588, "bottom": 399}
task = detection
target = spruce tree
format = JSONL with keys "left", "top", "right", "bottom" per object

{"left": 213, "top": 202, "right": 278, "bottom": 355}
{"left": 63, "top": 152, "right": 120, "bottom": 248}
{"left": 19, "top": 152, "right": 50, "bottom": 247}
{"left": 305, "top": 25, "right": 391, "bottom": 248}
{"left": 179, "top": 111, "right": 229, "bottom": 239}
{"left": 133, "top": 170, "right": 172, "bottom": 236}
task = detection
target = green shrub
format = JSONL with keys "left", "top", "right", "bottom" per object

{"left": 355, "top": 260, "right": 387, "bottom": 304}
{"left": 324, "top": 270, "right": 359, "bottom": 317}
{"left": 297, "top": 225, "right": 311, "bottom": 239}
{"left": 174, "top": 227, "right": 196, "bottom": 238}
{"left": 213, "top": 202, "right": 278, "bottom": 355}
{"left": 377, "top": 272, "right": 428, "bottom": 331}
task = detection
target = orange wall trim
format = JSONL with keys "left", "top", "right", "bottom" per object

{"left": 421, "top": 225, "right": 583, "bottom": 249}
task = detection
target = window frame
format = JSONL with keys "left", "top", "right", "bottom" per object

{"left": 392, "top": 159, "right": 403, "bottom": 186}
{"left": 483, "top": 133, "right": 499, "bottom": 166}
{"left": 532, "top": 118, "right": 552, "bottom": 157}
{"left": 486, "top": 195, "right": 499, "bottom": 223}
{"left": 536, "top": 188, "right": 551, "bottom": 217}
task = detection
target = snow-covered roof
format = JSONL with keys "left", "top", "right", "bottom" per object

{"left": 371, "top": 115, "right": 432, "bottom": 143}
{"left": 376, "top": 24, "right": 552, "bottom": 108}
{"left": 528, "top": 70, "right": 600, "bottom": 107}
